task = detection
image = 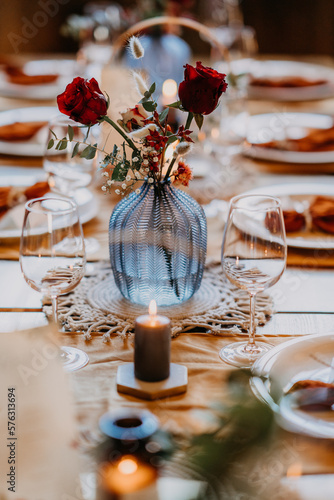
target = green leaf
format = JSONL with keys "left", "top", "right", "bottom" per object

{"left": 168, "top": 100, "right": 181, "bottom": 109}
{"left": 167, "top": 135, "right": 178, "bottom": 145}
{"left": 67, "top": 125, "right": 74, "bottom": 142}
{"left": 142, "top": 101, "right": 156, "bottom": 112}
{"left": 149, "top": 82, "right": 156, "bottom": 94}
{"left": 49, "top": 128, "right": 57, "bottom": 139}
{"left": 81, "top": 144, "right": 97, "bottom": 159}
{"left": 59, "top": 138, "right": 68, "bottom": 150}
{"left": 194, "top": 113, "right": 204, "bottom": 130}
{"left": 143, "top": 91, "right": 151, "bottom": 99}
{"left": 159, "top": 108, "right": 169, "bottom": 124}
{"left": 105, "top": 91, "right": 110, "bottom": 110}
{"left": 80, "top": 145, "right": 91, "bottom": 158}
{"left": 47, "top": 138, "right": 54, "bottom": 150}
{"left": 71, "top": 142, "right": 79, "bottom": 158}
{"left": 112, "top": 162, "right": 128, "bottom": 182}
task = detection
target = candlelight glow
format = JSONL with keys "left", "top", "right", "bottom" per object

{"left": 149, "top": 299, "right": 157, "bottom": 316}
{"left": 286, "top": 462, "right": 302, "bottom": 478}
{"left": 118, "top": 457, "right": 138, "bottom": 475}
{"left": 162, "top": 79, "right": 178, "bottom": 98}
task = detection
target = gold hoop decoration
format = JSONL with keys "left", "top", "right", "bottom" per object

{"left": 111, "top": 15, "right": 230, "bottom": 63}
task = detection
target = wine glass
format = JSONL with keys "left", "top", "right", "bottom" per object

{"left": 220, "top": 194, "right": 287, "bottom": 368}
{"left": 20, "top": 197, "right": 89, "bottom": 372}
{"left": 44, "top": 114, "right": 101, "bottom": 255}
{"left": 43, "top": 114, "right": 100, "bottom": 197}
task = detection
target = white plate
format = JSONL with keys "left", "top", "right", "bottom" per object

{"left": 0, "top": 106, "right": 57, "bottom": 156}
{"left": 0, "top": 59, "right": 81, "bottom": 100}
{"left": 242, "top": 112, "right": 334, "bottom": 164}
{"left": 0, "top": 167, "right": 98, "bottom": 239}
{"left": 229, "top": 59, "right": 334, "bottom": 101}
{"left": 243, "top": 183, "right": 334, "bottom": 249}
{"left": 251, "top": 333, "right": 334, "bottom": 439}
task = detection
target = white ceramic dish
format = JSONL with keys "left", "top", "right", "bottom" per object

{"left": 0, "top": 167, "right": 98, "bottom": 239}
{"left": 0, "top": 106, "right": 57, "bottom": 156}
{"left": 229, "top": 59, "right": 334, "bottom": 101}
{"left": 243, "top": 183, "right": 334, "bottom": 249}
{"left": 242, "top": 112, "right": 334, "bottom": 164}
{"left": 251, "top": 333, "right": 334, "bottom": 439}
{"left": 0, "top": 59, "right": 80, "bottom": 100}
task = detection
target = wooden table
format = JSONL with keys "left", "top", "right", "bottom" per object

{"left": 1, "top": 56, "right": 334, "bottom": 496}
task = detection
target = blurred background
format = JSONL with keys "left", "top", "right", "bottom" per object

{"left": 1, "top": 0, "right": 334, "bottom": 56}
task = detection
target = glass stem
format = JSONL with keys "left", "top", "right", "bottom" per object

{"left": 51, "top": 295, "right": 58, "bottom": 326}
{"left": 247, "top": 292, "right": 256, "bottom": 348}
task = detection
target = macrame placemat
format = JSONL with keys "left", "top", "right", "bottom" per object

{"left": 44, "top": 261, "right": 274, "bottom": 342}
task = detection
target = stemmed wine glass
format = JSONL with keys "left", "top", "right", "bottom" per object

{"left": 20, "top": 197, "right": 89, "bottom": 372}
{"left": 220, "top": 194, "right": 287, "bottom": 368}
{"left": 43, "top": 114, "right": 101, "bottom": 254}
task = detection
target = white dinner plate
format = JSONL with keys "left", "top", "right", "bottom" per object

{"left": 242, "top": 112, "right": 334, "bottom": 164}
{"left": 251, "top": 333, "right": 334, "bottom": 439}
{"left": 0, "top": 59, "right": 80, "bottom": 100}
{"left": 0, "top": 167, "right": 98, "bottom": 239}
{"left": 0, "top": 106, "right": 57, "bottom": 156}
{"left": 229, "top": 59, "right": 334, "bottom": 101}
{"left": 243, "top": 183, "right": 334, "bottom": 249}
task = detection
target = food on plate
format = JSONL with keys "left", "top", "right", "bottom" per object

{"left": 249, "top": 76, "right": 328, "bottom": 88}
{"left": 310, "top": 195, "right": 334, "bottom": 234}
{"left": 265, "top": 207, "right": 305, "bottom": 233}
{"left": 0, "top": 181, "right": 49, "bottom": 216}
{"left": 0, "top": 121, "right": 47, "bottom": 141}
{"left": 4, "top": 65, "right": 58, "bottom": 85}
{"left": 286, "top": 379, "right": 334, "bottom": 412}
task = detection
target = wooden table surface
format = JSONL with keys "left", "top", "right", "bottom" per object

{"left": 1, "top": 56, "right": 334, "bottom": 493}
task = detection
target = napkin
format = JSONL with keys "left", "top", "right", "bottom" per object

{"left": 4, "top": 65, "right": 59, "bottom": 85}
{"left": 0, "top": 325, "right": 82, "bottom": 499}
{"left": 0, "top": 121, "right": 48, "bottom": 142}
{"left": 248, "top": 126, "right": 334, "bottom": 152}
{"left": 249, "top": 76, "right": 328, "bottom": 88}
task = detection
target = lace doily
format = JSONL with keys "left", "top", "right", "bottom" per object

{"left": 44, "top": 261, "right": 274, "bottom": 342}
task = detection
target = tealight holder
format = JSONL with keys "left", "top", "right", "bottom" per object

{"left": 117, "top": 301, "right": 188, "bottom": 400}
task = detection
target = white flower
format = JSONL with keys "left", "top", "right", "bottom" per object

{"left": 128, "top": 124, "right": 157, "bottom": 140}
{"left": 117, "top": 154, "right": 122, "bottom": 160}
{"left": 132, "top": 71, "right": 149, "bottom": 96}
{"left": 148, "top": 178, "right": 154, "bottom": 184}
{"left": 135, "top": 189, "right": 140, "bottom": 194}
{"left": 101, "top": 171, "right": 109, "bottom": 177}
{"left": 173, "top": 142, "right": 193, "bottom": 158}
{"left": 126, "top": 175, "right": 131, "bottom": 181}
{"left": 143, "top": 159, "right": 149, "bottom": 166}
{"left": 133, "top": 157, "right": 139, "bottom": 162}
{"left": 135, "top": 171, "right": 141, "bottom": 179}
{"left": 153, "top": 157, "right": 158, "bottom": 162}
{"left": 115, "top": 189, "right": 120, "bottom": 195}
{"left": 122, "top": 183, "right": 127, "bottom": 190}
{"left": 101, "top": 185, "right": 107, "bottom": 192}
{"left": 128, "top": 36, "right": 145, "bottom": 59}
{"left": 107, "top": 180, "right": 114, "bottom": 186}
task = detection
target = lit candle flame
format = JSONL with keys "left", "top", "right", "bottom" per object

{"left": 149, "top": 299, "right": 157, "bottom": 316}
{"left": 162, "top": 79, "right": 177, "bottom": 99}
{"left": 118, "top": 457, "right": 138, "bottom": 475}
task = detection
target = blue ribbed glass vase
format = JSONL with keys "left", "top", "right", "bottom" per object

{"left": 109, "top": 181, "right": 207, "bottom": 307}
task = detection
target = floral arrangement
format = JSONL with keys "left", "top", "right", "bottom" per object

{"left": 49, "top": 36, "right": 227, "bottom": 196}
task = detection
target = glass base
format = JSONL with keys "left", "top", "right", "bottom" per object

{"left": 60, "top": 346, "right": 89, "bottom": 372}
{"left": 219, "top": 341, "right": 273, "bottom": 368}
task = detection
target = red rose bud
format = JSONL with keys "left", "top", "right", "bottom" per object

{"left": 178, "top": 62, "right": 227, "bottom": 116}
{"left": 57, "top": 77, "right": 108, "bottom": 126}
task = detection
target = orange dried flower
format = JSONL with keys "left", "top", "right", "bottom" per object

{"left": 172, "top": 160, "right": 193, "bottom": 187}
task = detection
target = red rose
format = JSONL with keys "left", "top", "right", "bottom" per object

{"left": 178, "top": 62, "right": 227, "bottom": 115}
{"left": 57, "top": 77, "right": 107, "bottom": 126}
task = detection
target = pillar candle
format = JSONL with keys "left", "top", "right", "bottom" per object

{"left": 134, "top": 300, "right": 171, "bottom": 382}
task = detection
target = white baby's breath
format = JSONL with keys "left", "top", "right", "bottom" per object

{"left": 107, "top": 180, "right": 114, "bottom": 186}
{"left": 122, "top": 183, "right": 127, "bottom": 190}
{"left": 101, "top": 185, "right": 107, "bottom": 191}
{"left": 135, "top": 189, "right": 140, "bottom": 194}
{"left": 128, "top": 36, "right": 144, "bottom": 59}
{"left": 148, "top": 178, "right": 154, "bottom": 184}
{"left": 126, "top": 175, "right": 131, "bottom": 181}
{"left": 115, "top": 189, "right": 120, "bottom": 195}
